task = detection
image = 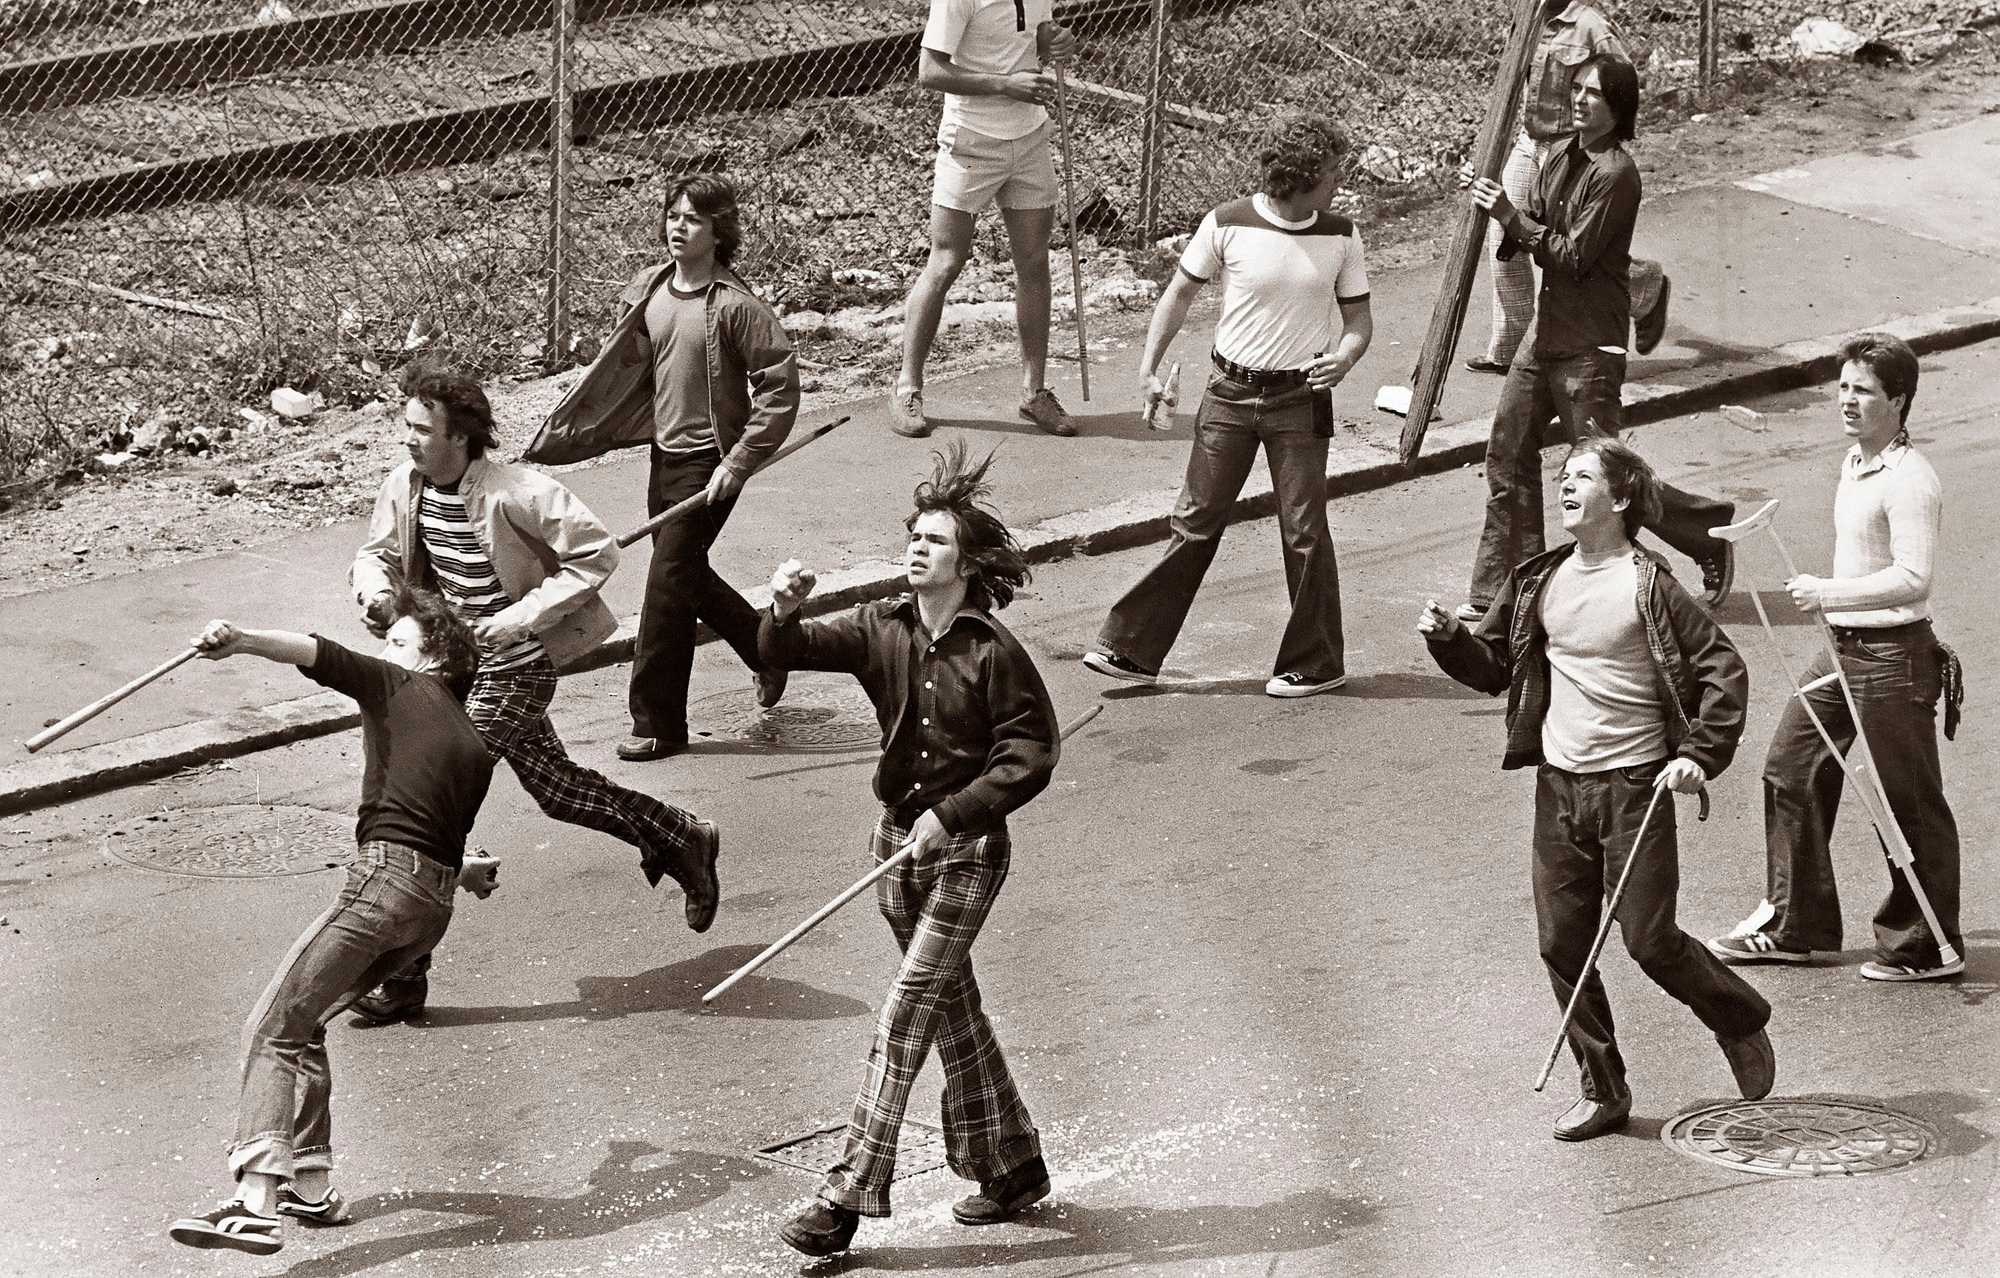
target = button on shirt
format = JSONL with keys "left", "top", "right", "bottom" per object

{"left": 757, "top": 595, "right": 1060, "bottom": 834}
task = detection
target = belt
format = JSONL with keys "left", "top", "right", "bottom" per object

{"left": 360, "top": 839, "right": 457, "bottom": 893}
{"left": 1830, "top": 619, "right": 1932, "bottom": 642}
{"left": 1211, "top": 351, "right": 1310, "bottom": 387}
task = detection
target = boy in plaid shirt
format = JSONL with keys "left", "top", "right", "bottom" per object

{"left": 759, "top": 444, "right": 1061, "bottom": 1257}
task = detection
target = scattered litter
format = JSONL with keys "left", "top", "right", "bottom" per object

{"left": 269, "top": 387, "right": 321, "bottom": 419}
{"left": 1721, "top": 404, "right": 1770, "bottom": 432}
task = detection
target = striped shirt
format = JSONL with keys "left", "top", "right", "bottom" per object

{"left": 1820, "top": 442, "right": 1941, "bottom": 627}
{"left": 418, "top": 479, "right": 545, "bottom": 672}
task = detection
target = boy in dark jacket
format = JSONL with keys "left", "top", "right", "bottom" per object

{"left": 1419, "top": 438, "right": 1775, "bottom": 1141}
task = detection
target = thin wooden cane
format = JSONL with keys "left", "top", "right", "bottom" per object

{"left": 614, "top": 415, "right": 849, "bottom": 548}
{"left": 1396, "top": 0, "right": 1546, "bottom": 464}
{"left": 702, "top": 704, "right": 1103, "bottom": 1005}
{"left": 1054, "top": 65, "right": 1090, "bottom": 401}
{"left": 25, "top": 647, "right": 202, "bottom": 753}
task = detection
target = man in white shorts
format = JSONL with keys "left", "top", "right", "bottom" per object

{"left": 1082, "top": 116, "right": 1373, "bottom": 698}
{"left": 889, "top": 0, "right": 1079, "bottom": 440}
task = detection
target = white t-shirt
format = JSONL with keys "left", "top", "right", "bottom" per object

{"left": 1539, "top": 550, "right": 1669, "bottom": 773}
{"left": 923, "top": 0, "right": 1051, "bottom": 140}
{"left": 1179, "top": 194, "right": 1371, "bottom": 372}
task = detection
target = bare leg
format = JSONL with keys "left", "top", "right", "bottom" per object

{"left": 898, "top": 205, "right": 976, "bottom": 396}
{"left": 1000, "top": 204, "right": 1056, "bottom": 398}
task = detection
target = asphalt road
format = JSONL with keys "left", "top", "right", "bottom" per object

{"left": 6, "top": 341, "right": 1999, "bottom": 1277}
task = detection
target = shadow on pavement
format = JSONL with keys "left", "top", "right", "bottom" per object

{"left": 812, "top": 1188, "right": 1379, "bottom": 1273}
{"left": 1332, "top": 672, "right": 1487, "bottom": 701}
{"left": 276, "top": 1142, "right": 771, "bottom": 1278}
{"left": 418, "top": 945, "right": 871, "bottom": 1026}
{"left": 927, "top": 410, "right": 1183, "bottom": 443}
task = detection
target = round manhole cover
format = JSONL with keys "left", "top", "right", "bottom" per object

{"left": 691, "top": 676, "right": 879, "bottom": 751}
{"left": 1662, "top": 1098, "right": 1936, "bottom": 1177}
{"left": 104, "top": 805, "right": 354, "bottom": 879}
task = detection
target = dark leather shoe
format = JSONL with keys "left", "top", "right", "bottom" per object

{"left": 754, "top": 666, "right": 787, "bottom": 710}
{"left": 952, "top": 1154, "right": 1051, "bottom": 1225}
{"left": 1697, "top": 540, "right": 1735, "bottom": 610}
{"left": 1553, "top": 1094, "right": 1632, "bottom": 1142}
{"left": 348, "top": 977, "right": 427, "bottom": 1026}
{"left": 1464, "top": 355, "right": 1510, "bottom": 374}
{"left": 1634, "top": 273, "right": 1671, "bottom": 355}
{"left": 1718, "top": 1027, "right": 1776, "bottom": 1100}
{"left": 615, "top": 735, "right": 686, "bottom": 762}
{"left": 779, "top": 1201, "right": 859, "bottom": 1257}
{"left": 683, "top": 820, "right": 720, "bottom": 933}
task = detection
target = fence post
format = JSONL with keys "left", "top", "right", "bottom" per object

{"left": 544, "top": 0, "right": 577, "bottom": 370}
{"left": 1698, "top": 0, "right": 1718, "bottom": 101}
{"left": 1135, "top": 0, "right": 1171, "bottom": 247}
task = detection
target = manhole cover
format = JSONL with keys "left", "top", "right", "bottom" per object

{"left": 103, "top": 804, "right": 353, "bottom": 879}
{"left": 756, "top": 1120, "right": 946, "bottom": 1182}
{"left": 1662, "top": 1098, "right": 1937, "bottom": 1177}
{"left": 691, "top": 676, "right": 879, "bottom": 751}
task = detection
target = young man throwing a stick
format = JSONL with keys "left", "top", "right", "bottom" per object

{"left": 1082, "top": 115, "right": 1371, "bottom": 698}
{"left": 168, "top": 590, "right": 494, "bottom": 1254}
{"left": 349, "top": 360, "right": 720, "bottom": 1025}
{"left": 888, "top": 0, "right": 1080, "bottom": 439}
{"left": 1709, "top": 333, "right": 1964, "bottom": 981}
{"left": 1462, "top": 54, "right": 1733, "bottom": 624}
{"left": 1419, "top": 438, "right": 1775, "bottom": 1141}
{"left": 758, "top": 444, "right": 1060, "bottom": 1256}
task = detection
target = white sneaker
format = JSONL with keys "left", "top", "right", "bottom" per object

{"left": 1859, "top": 958, "right": 1965, "bottom": 982}
{"left": 1728, "top": 899, "right": 1776, "bottom": 938}
{"left": 1265, "top": 672, "right": 1346, "bottom": 698}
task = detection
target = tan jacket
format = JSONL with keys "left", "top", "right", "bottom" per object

{"left": 523, "top": 264, "right": 799, "bottom": 479}
{"left": 351, "top": 456, "right": 619, "bottom": 670}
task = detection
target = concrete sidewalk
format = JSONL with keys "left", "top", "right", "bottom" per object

{"left": 6, "top": 115, "right": 2000, "bottom": 815}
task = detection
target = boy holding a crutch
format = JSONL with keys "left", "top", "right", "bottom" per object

{"left": 1420, "top": 438, "right": 1775, "bottom": 1142}
{"left": 759, "top": 444, "right": 1060, "bottom": 1257}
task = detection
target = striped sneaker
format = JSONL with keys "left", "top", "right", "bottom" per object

{"left": 1859, "top": 957, "right": 1965, "bottom": 982}
{"left": 168, "top": 1201, "right": 282, "bottom": 1255}
{"left": 1707, "top": 932, "right": 1811, "bottom": 964}
{"left": 276, "top": 1185, "right": 352, "bottom": 1226}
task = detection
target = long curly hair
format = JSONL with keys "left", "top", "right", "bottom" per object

{"left": 393, "top": 585, "right": 481, "bottom": 695}
{"left": 907, "top": 443, "right": 1030, "bottom": 611}
{"left": 398, "top": 358, "right": 499, "bottom": 458}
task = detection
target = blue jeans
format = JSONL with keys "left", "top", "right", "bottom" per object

{"left": 229, "top": 842, "right": 455, "bottom": 1181}
{"left": 1470, "top": 347, "right": 1732, "bottom": 607}
{"left": 1098, "top": 374, "right": 1345, "bottom": 680}
{"left": 1762, "top": 622, "right": 1961, "bottom": 965}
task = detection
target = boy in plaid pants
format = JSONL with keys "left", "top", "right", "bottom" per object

{"left": 759, "top": 444, "right": 1061, "bottom": 1257}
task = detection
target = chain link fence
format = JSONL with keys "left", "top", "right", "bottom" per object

{"left": 2, "top": 0, "right": 1989, "bottom": 491}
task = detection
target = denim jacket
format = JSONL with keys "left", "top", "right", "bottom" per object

{"left": 1426, "top": 543, "right": 1748, "bottom": 777}
{"left": 1523, "top": 2, "right": 1629, "bottom": 141}
{"left": 524, "top": 264, "right": 799, "bottom": 481}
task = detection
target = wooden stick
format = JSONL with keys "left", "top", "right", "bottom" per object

{"left": 702, "top": 704, "right": 1103, "bottom": 1005}
{"left": 38, "top": 271, "right": 245, "bottom": 325}
{"left": 614, "top": 415, "right": 848, "bottom": 549}
{"left": 1394, "top": 0, "right": 1545, "bottom": 465}
{"left": 1053, "top": 65, "right": 1091, "bottom": 401}
{"left": 24, "top": 647, "right": 202, "bottom": 753}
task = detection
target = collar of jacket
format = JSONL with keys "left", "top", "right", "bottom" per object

{"left": 889, "top": 592, "right": 1000, "bottom": 639}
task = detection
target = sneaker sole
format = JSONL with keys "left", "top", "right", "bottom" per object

{"left": 277, "top": 1199, "right": 351, "bottom": 1227}
{"left": 169, "top": 1223, "right": 282, "bottom": 1255}
{"left": 1705, "top": 939, "right": 1811, "bottom": 964}
{"left": 1081, "top": 653, "right": 1155, "bottom": 685}
{"left": 1266, "top": 676, "right": 1347, "bottom": 699}
{"left": 1860, "top": 960, "right": 1964, "bottom": 982}
{"left": 952, "top": 1177, "right": 1051, "bottom": 1225}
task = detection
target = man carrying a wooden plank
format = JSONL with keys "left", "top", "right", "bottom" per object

{"left": 346, "top": 359, "right": 722, "bottom": 1025}
{"left": 527, "top": 174, "right": 800, "bottom": 763}
{"left": 889, "top": 0, "right": 1080, "bottom": 439}
{"left": 1461, "top": 54, "right": 1733, "bottom": 626}
{"left": 758, "top": 444, "right": 1061, "bottom": 1258}
{"left": 1081, "top": 115, "right": 1372, "bottom": 697}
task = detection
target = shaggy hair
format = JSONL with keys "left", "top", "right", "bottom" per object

{"left": 1577, "top": 53, "right": 1640, "bottom": 143}
{"left": 660, "top": 173, "right": 743, "bottom": 268}
{"left": 1256, "top": 116, "right": 1351, "bottom": 201}
{"left": 399, "top": 358, "right": 499, "bottom": 458}
{"left": 393, "top": 585, "right": 481, "bottom": 694}
{"left": 1838, "top": 331, "right": 1920, "bottom": 435}
{"left": 1566, "top": 435, "right": 1662, "bottom": 540}
{"left": 907, "top": 443, "right": 1030, "bottom": 611}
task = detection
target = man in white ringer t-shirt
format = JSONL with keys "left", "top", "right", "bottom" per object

{"left": 888, "top": 0, "right": 1079, "bottom": 440}
{"left": 1082, "top": 116, "right": 1373, "bottom": 698}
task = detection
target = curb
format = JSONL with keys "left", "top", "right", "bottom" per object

{"left": 5, "top": 297, "right": 1997, "bottom": 817}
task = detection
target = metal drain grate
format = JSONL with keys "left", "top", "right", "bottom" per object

{"left": 103, "top": 804, "right": 353, "bottom": 879}
{"left": 756, "top": 1120, "right": 947, "bottom": 1182}
{"left": 1661, "top": 1098, "right": 1937, "bottom": 1177}
{"left": 690, "top": 676, "right": 879, "bottom": 751}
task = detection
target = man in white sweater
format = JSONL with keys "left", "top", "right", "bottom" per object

{"left": 1709, "top": 332, "right": 1963, "bottom": 981}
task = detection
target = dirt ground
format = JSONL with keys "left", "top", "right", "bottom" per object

{"left": 5, "top": 36, "right": 2000, "bottom": 601}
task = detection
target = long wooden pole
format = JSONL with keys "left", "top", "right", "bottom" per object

{"left": 1395, "top": 0, "right": 1546, "bottom": 465}
{"left": 614, "top": 415, "right": 849, "bottom": 549}
{"left": 24, "top": 648, "right": 202, "bottom": 753}
{"left": 702, "top": 704, "right": 1103, "bottom": 1005}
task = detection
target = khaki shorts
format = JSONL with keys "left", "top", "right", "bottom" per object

{"left": 932, "top": 121, "right": 1057, "bottom": 214}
